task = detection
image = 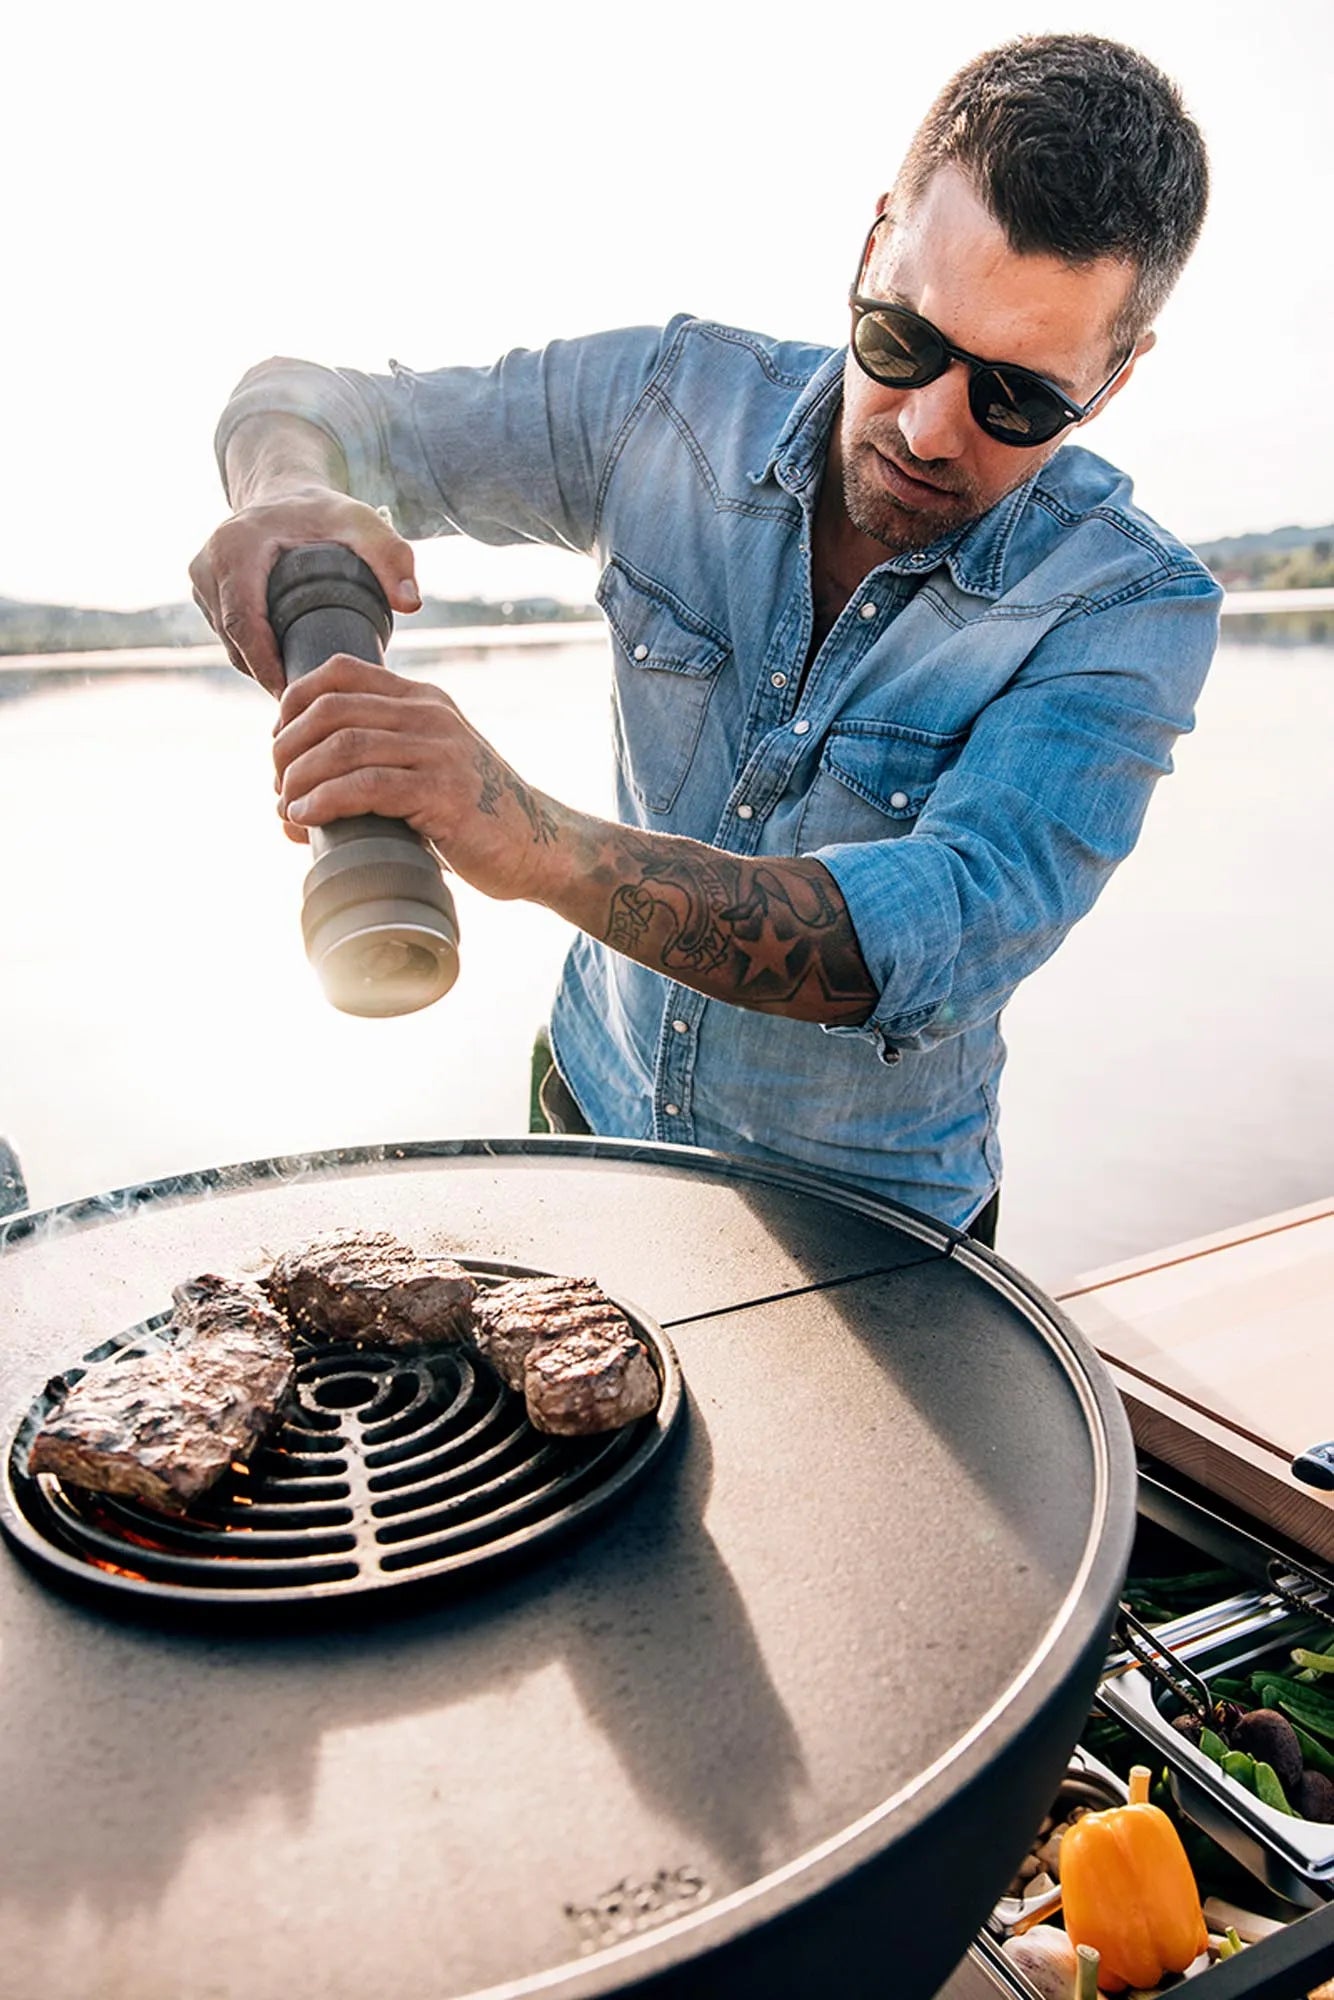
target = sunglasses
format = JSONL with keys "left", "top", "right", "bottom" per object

{"left": 848, "top": 215, "right": 1132, "bottom": 448}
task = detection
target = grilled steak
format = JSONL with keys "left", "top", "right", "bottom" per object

{"left": 472, "top": 1276, "right": 659, "bottom": 1433}
{"left": 524, "top": 1323, "right": 660, "bottom": 1435}
{"left": 27, "top": 1273, "right": 294, "bottom": 1513}
{"left": 265, "top": 1230, "right": 476, "bottom": 1350}
{"left": 471, "top": 1274, "right": 617, "bottom": 1390}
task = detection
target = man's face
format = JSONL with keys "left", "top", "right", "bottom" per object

{"left": 839, "top": 164, "right": 1144, "bottom": 554}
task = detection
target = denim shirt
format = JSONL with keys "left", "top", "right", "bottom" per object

{"left": 217, "top": 317, "right": 1221, "bottom": 1228}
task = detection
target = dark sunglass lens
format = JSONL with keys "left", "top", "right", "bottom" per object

{"left": 972, "top": 368, "right": 1068, "bottom": 446}
{"left": 854, "top": 310, "right": 938, "bottom": 387}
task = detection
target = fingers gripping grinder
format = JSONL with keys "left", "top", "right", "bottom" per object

{"left": 267, "top": 544, "right": 460, "bottom": 1017}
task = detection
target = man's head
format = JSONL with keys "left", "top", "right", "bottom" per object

{"left": 833, "top": 35, "right": 1208, "bottom": 560}
{"left": 893, "top": 34, "right": 1209, "bottom": 352}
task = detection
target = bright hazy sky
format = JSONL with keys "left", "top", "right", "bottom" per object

{"left": 4, "top": 0, "right": 1331, "bottom": 610}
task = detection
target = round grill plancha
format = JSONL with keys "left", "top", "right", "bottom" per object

{"left": 1, "top": 1263, "right": 681, "bottom": 1613}
{"left": 0, "top": 1140, "right": 1135, "bottom": 2000}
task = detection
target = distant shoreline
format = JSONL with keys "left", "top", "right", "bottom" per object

{"left": 4, "top": 519, "right": 1329, "bottom": 664}
{"left": 1217, "top": 587, "right": 1334, "bottom": 616}
{"left": 0, "top": 620, "right": 608, "bottom": 676}
{"left": 2, "top": 593, "right": 1332, "bottom": 678}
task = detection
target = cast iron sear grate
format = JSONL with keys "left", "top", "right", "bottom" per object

{"left": 0, "top": 1259, "right": 682, "bottom": 1618}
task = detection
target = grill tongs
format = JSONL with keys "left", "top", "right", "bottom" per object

{"left": 1113, "top": 1561, "right": 1334, "bottom": 1728}
{"left": 1265, "top": 1555, "right": 1334, "bottom": 1632}
{"left": 1113, "top": 1600, "right": 1225, "bottom": 1730}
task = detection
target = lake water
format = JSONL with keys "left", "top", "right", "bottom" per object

{"left": 1, "top": 626, "right": 1330, "bottom": 1290}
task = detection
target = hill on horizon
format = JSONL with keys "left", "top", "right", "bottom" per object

{"left": 1191, "top": 521, "right": 1334, "bottom": 589}
{"left": 3, "top": 520, "right": 1332, "bottom": 655}
{"left": 0, "top": 588, "right": 596, "bottom": 658}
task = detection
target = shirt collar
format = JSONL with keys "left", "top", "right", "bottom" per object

{"left": 753, "top": 347, "right": 1038, "bottom": 601}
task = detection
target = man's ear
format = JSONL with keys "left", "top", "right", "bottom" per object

{"left": 1077, "top": 329, "right": 1157, "bottom": 427}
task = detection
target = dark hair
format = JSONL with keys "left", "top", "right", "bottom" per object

{"left": 892, "top": 35, "right": 1208, "bottom": 347}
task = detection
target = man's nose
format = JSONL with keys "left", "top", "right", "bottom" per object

{"left": 896, "top": 364, "right": 971, "bottom": 462}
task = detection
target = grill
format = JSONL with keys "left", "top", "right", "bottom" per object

{"left": 1, "top": 1261, "right": 681, "bottom": 1617}
{"left": 0, "top": 1137, "right": 1137, "bottom": 2000}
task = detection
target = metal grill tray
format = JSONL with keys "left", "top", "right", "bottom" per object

{"left": 1099, "top": 1597, "right": 1334, "bottom": 1907}
{"left": 0, "top": 1258, "right": 683, "bottom": 1620}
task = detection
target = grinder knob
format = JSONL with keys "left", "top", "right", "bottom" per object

{"left": 268, "top": 543, "right": 460, "bottom": 1018}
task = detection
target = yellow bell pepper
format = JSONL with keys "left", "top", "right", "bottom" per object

{"left": 1060, "top": 1765, "right": 1207, "bottom": 1992}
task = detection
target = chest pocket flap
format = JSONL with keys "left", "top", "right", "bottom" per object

{"left": 823, "top": 720, "right": 966, "bottom": 817}
{"left": 597, "top": 557, "right": 730, "bottom": 814}
{"left": 798, "top": 719, "right": 968, "bottom": 851}
{"left": 597, "top": 557, "right": 729, "bottom": 675}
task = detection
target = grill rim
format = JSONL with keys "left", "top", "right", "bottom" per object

{"left": 0, "top": 1135, "right": 956, "bottom": 1259}
{"left": 0, "top": 1256, "right": 683, "bottom": 1625}
{"left": 0, "top": 1140, "right": 1141, "bottom": 1998}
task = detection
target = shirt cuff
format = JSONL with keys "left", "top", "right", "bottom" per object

{"left": 814, "top": 836, "right": 962, "bottom": 1056}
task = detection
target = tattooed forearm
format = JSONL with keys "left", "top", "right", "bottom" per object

{"left": 596, "top": 832, "right": 876, "bottom": 1023}
{"left": 474, "top": 744, "right": 558, "bottom": 844}
{"left": 605, "top": 854, "right": 732, "bottom": 972}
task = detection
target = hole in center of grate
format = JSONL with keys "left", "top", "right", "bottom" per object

{"left": 311, "top": 1373, "right": 380, "bottom": 1410}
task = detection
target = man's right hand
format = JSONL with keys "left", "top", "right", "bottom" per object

{"left": 189, "top": 416, "right": 422, "bottom": 696}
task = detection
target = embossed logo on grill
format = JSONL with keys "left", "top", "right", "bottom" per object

{"left": 565, "top": 1865, "right": 710, "bottom": 1952}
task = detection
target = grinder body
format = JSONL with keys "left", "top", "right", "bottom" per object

{"left": 268, "top": 545, "right": 460, "bottom": 1017}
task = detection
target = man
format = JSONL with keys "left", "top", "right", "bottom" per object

{"left": 193, "top": 34, "right": 1218, "bottom": 1247}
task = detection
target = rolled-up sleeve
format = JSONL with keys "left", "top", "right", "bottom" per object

{"left": 815, "top": 574, "right": 1221, "bottom": 1054}
{"left": 213, "top": 321, "right": 687, "bottom": 553}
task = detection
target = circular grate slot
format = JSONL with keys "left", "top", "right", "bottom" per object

{"left": 0, "top": 1262, "right": 681, "bottom": 1617}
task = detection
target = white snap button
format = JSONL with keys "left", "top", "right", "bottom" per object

{"left": 860, "top": 601, "right": 878, "bottom": 620}
{"left": 793, "top": 719, "right": 811, "bottom": 735}
{"left": 890, "top": 790, "right": 910, "bottom": 810}
{"left": 736, "top": 803, "right": 754, "bottom": 820}
{"left": 633, "top": 642, "right": 649, "bottom": 661}
{"left": 672, "top": 1019, "right": 689, "bottom": 1034}
{"left": 770, "top": 672, "right": 788, "bottom": 688}
{"left": 664, "top": 1103, "right": 681, "bottom": 1118}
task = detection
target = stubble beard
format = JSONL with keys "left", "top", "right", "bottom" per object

{"left": 841, "top": 423, "right": 989, "bottom": 555}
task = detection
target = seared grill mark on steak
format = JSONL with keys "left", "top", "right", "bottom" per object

{"left": 525, "top": 1324, "right": 660, "bottom": 1436}
{"left": 473, "top": 1276, "right": 660, "bottom": 1434}
{"left": 28, "top": 1273, "right": 294, "bottom": 1514}
{"left": 265, "top": 1230, "right": 476, "bottom": 1350}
